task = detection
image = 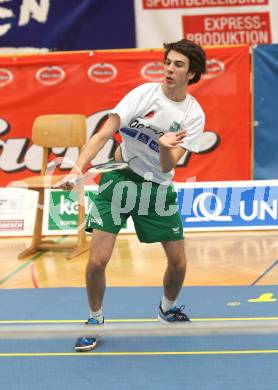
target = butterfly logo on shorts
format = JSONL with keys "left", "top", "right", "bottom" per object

{"left": 90, "top": 216, "right": 103, "bottom": 226}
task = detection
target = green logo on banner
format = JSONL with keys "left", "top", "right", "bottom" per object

{"left": 48, "top": 190, "right": 127, "bottom": 231}
{"left": 48, "top": 190, "right": 97, "bottom": 231}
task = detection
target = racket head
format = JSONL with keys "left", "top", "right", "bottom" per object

{"left": 88, "top": 160, "right": 128, "bottom": 174}
{"left": 55, "top": 160, "right": 129, "bottom": 188}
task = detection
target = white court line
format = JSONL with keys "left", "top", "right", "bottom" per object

{"left": 1, "top": 316, "right": 278, "bottom": 324}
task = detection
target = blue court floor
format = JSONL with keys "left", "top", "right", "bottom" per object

{"left": 1, "top": 285, "right": 278, "bottom": 390}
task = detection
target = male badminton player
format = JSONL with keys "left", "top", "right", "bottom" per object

{"left": 60, "top": 38, "right": 206, "bottom": 352}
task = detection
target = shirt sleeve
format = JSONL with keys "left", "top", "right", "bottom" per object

{"left": 110, "top": 84, "right": 151, "bottom": 128}
{"left": 181, "top": 110, "right": 205, "bottom": 153}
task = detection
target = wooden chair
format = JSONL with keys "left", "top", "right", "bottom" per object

{"left": 11, "top": 114, "right": 90, "bottom": 259}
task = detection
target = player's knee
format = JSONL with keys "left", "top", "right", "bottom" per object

{"left": 169, "top": 256, "right": 187, "bottom": 272}
{"left": 87, "top": 256, "right": 109, "bottom": 274}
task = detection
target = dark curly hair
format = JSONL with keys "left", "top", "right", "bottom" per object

{"left": 164, "top": 39, "right": 206, "bottom": 85}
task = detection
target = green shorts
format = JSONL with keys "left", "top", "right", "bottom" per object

{"left": 86, "top": 168, "right": 184, "bottom": 243}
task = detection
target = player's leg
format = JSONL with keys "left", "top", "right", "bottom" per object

{"left": 86, "top": 229, "right": 117, "bottom": 314}
{"left": 75, "top": 170, "right": 129, "bottom": 352}
{"left": 75, "top": 229, "right": 117, "bottom": 352}
{"left": 131, "top": 178, "right": 190, "bottom": 322}
{"left": 161, "top": 239, "right": 186, "bottom": 301}
{"left": 133, "top": 214, "right": 190, "bottom": 323}
{"left": 158, "top": 239, "right": 190, "bottom": 323}
{"left": 84, "top": 171, "right": 130, "bottom": 316}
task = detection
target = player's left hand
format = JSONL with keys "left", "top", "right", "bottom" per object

{"left": 159, "top": 130, "right": 187, "bottom": 148}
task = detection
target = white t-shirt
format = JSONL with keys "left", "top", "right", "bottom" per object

{"left": 110, "top": 82, "right": 205, "bottom": 184}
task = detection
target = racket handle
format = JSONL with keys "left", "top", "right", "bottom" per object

{"left": 67, "top": 176, "right": 81, "bottom": 186}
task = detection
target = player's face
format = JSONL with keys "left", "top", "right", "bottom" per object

{"left": 164, "top": 50, "right": 194, "bottom": 88}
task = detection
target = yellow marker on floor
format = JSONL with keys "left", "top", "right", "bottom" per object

{"left": 248, "top": 293, "right": 277, "bottom": 303}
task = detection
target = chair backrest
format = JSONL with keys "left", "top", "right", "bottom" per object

{"left": 32, "top": 114, "right": 87, "bottom": 148}
{"left": 32, "top": 114, "right": 87, "bottom": 174}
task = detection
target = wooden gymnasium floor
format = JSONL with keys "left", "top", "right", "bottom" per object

{"left": 1, "top": 230, "right": 278, "bottom": 289}
{"left": 1, "top": 231, "right": 278, "bottom": 390}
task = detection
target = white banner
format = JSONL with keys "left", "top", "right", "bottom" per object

{"left": 2, "top": 180, "right": 278, "bottom": 236}
{"left": 135, "top": 0, "right": 278, "bottom": 47}
{"left": 0, "top": 188, "right": 37, "bottom": 236}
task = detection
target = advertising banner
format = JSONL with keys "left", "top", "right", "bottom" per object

{"left": 0, "top": 46, "right": 251, "bottom": 236}
{"left": 182, "top": 12, "right": 271, "bottom": 45}
{"left": 253, "top": 44, "right": 278, "bottom": 180}
{"left": 2, "top": 179, "right": 278, "bottom": 236}
{"left": 177, "top": 180, "right": 278, "bottom": 231}
{"left": 46, "top": 180, "right": 278, "bottom": 235}
{"left": 136, "top": 0, "right": 278, "bottom": 47}
{"left": 0, "top": 46, "right": 251, "bottom": 187}
{"left": 0, "top": 188, "right": 37, "bottom": 236}
{"left": 0, "top": 0, "right": 135, "bottom": 51}
{"left": 45, "top": 188, "right": 128, "bottom": 235}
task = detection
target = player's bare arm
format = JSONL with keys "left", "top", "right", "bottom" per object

{"left": 58, "top": 114, "right": 120, "bottom": 189}
{"left": 72, "top": 113, "right": 120, "bottom": 174}
{"left": 158, "top": 130, "right": 187, "bottom": 173}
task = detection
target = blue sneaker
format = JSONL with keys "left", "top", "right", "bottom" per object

{"left": 75, "top": 318, "right": 104, "bottom": 352}
{"left": 158, "top": 304, "right": 190, "bottom": 324}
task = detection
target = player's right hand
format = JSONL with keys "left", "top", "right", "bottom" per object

{"left": 54, "top": 173, "right": 80, "bottom": 190}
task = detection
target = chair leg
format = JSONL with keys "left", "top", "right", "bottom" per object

{"left": 66, "top": 240, "right": 90, "bottom": 259}
{"left": 18, "top": 188, "right": 90, "bottom": 259}
{"left": 66, "top": 190, "right": 89, "bottom": 259}
{"left": 18, "top": 189, "right": 44, "bottom": 258}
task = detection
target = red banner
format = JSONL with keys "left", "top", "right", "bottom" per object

{"left": 183, "top": 13, "right": 271, "bottom": 45}
{"left": 0, "top": 46, "right": 251, "bottom": 185}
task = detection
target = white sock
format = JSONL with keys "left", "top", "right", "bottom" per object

{"left": 161, "top": 296, "right": 177, "bottom": 313}
{"left": 89, "top": 307, "right": 104, "bottom": 323}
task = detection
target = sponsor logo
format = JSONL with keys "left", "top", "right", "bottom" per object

{"left": 183, "top": 13, "right": 271, "bottom": 45}
{"left": 180, "top": 185, "right": 278, "bottom": 228}
{"left": 172, "top": 226, "right": 180, "bottom": 234}
{"left": 204, "top": 59, "right": 225, "bottom": 79}
{"left": 186, "top": 192, "right": 232, "bottom": 222}
{"left": 143, "top": 0, "right": 268, "bottom": 9}
{"left": 89, "top": 216, "right": 103, "bottom": 226}
{"left": 48, "top": 190, "right": 130, "bottom": 231}
{"left": 48, "top": 191, "right": 98, "bottom": 230}
{"left": 169, "top": 121, "right": 181, "bottom": 132}
{"left": 138, "top": 133, "right": 150, "bottom": 144}
{"left": 121, "top": 127, "right": 138, "bottom": 138}
{"left": 59, "top": 195, "right": 79, "bottom": 215}
{"left": 0, "top": 68, "right": 13, "bottom": 87}
{"left": 149, "top": 140, "right": 159, "bottom": 153}
{"left": 0, "top": 219, "right": 24, "bottom": 231}
{"left": 88, "top": 63, "right": 117, "bottom": 83}
{"left": 0, "top": 1, "right": 50, "bottom": 38}
{"left": 128, "top": 119, "right": 164, "bottom": 137}
{"left": 36, "top": 66, "right": 65, "bottom": 86}
{"left": 141, "top": 61, "right": 164, "bottom": 82}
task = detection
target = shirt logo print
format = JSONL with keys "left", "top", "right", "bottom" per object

{"left": 169, "top": 121, "right": 181, "bottom": 132}
{"left": 138, "top": 133, "right": 150, "bottom": 144}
